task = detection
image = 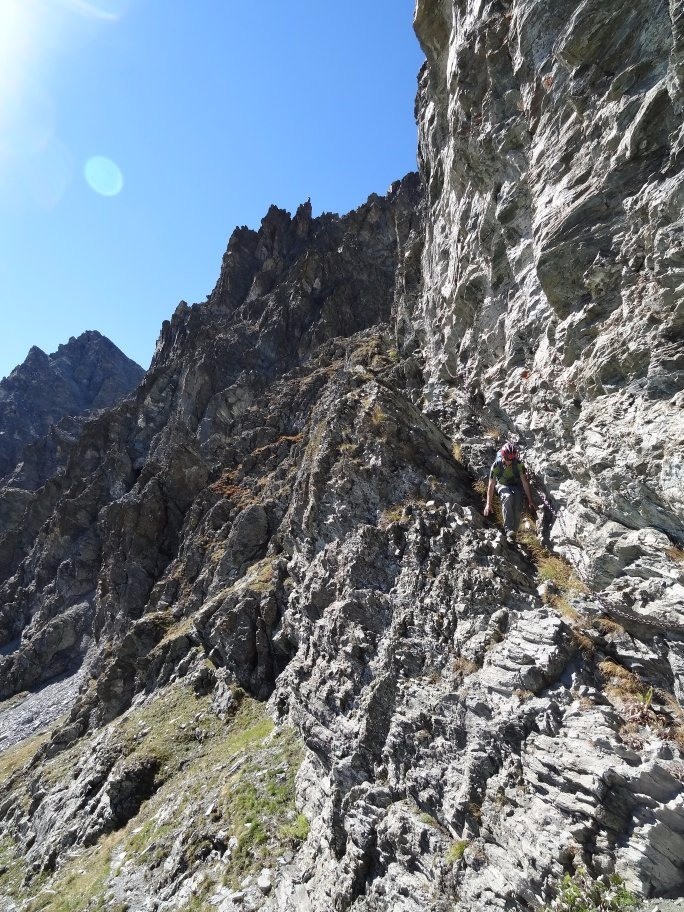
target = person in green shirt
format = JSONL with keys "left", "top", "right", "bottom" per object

{"left": 484, "top": 442, "right": 537, "bottom": 543}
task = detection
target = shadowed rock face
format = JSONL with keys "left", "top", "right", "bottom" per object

{"left": 0, "top": 5, "right": 683, "bottom": 912}
{"left": 0, "top": 331, "right": 144, "bottom": 483}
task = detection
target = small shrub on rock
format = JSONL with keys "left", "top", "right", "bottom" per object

{"left": 544, "top": 866, "right": 637, "bottom": 911}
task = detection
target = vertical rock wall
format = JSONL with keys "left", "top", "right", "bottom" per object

{"left": 408, "top": 0, "right": 683, "bottom": 601}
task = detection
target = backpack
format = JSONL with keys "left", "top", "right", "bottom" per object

{"left": 491, "top": 457, "right": 523, "bottom": 486}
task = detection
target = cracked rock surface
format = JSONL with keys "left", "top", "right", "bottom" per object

{"left": 0, "top": 2, "right": 683, "bottom": 912}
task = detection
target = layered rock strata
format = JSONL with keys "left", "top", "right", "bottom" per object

{"left": 0, "top": 2, "right": 683, "bottom": 912}
{"left": 407, "top": 0, "right": 684, "bottom": 606}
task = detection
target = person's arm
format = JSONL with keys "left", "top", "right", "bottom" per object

{"left": 483, "top": 477, "right": 496, "bottom": 516}
{"left": 520, "top": 470, "right": 536, "bottom": 513}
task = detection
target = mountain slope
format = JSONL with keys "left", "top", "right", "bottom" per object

{"left": 0, "top": 3, "right": 683, "bottom": 911}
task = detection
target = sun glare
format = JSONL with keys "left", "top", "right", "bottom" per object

{"left": 0, "top": 1, "right": 37, "bottom": 110}
{"left": 84, "top": 155, "right": 124, "bottom": 196}
{"left": 0, "top": 0, "right": 130, "bottom": 204}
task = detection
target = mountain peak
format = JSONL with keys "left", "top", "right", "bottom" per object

{"left": 0, "top": 333, "right": 144, "bottom": 480}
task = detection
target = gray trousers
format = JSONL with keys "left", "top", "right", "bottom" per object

{"left": 498, "top": 484, "right": 523, "bottom": 533}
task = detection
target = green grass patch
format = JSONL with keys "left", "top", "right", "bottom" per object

{"left": 518, "top": 531, "right": 588, "bottom": 597}
{"left": 419, "top": 811, "right": 440, "bottom": 827}
{"left": 517, "top": 530, "right": 547, "bottom": 560}
{"left": 537, "top": 556, "right": 584, "bottom": 592}
{"left": 217, "top": 707, "right": 303, "bottom": 888}
{"left": 0, "top": 728, "right": 56, "bottom": 817}
{"left": 280, "top": 813, "right": 310, "bottom": 843}
{"left": 445, "top": 839, "right": 469, "bottom": 864}
{"left": 0, "top": 729, "right": 51, "bottom": 784}
{"left": 3, "top": 683, "right": 306, "bottom": 912}
{"left": 0, "top": 835, "right": 30, "bottom": 901}
{"left": 24, "top": 833, "right": 118, "bottom": 912}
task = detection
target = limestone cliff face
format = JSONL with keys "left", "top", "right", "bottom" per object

{"left": 408, "top": 0, "right": 684, "bottom": 594}
{"left": 0, "top": 4, "right": 683, "bottom": 912}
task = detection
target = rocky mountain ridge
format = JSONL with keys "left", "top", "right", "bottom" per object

{"left": 0, "top": 2, "right": 683, "bottom": 911}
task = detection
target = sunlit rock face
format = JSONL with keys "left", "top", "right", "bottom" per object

{"left": 1, "top": 4, "right": 684, "bottom": 912}
{"left": 407, "top": 0, "right": 684, "bottom": 597}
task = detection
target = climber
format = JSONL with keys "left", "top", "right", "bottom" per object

{"left": 483, "top": 442, "right": 537, "bottom": 543}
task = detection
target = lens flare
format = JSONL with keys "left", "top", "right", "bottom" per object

{"left": 84, "top": 156, "right": 123, "bottom": 196}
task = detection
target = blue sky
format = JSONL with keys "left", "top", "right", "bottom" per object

{"left": 0, "top": 1, "right": 423, "bottom": 380}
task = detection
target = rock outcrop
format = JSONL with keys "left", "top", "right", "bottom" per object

{"left": 0, "top": 3, "right": 683, "bottom": 912}
{"left": 0, "top": 181, "right": 421, "bottom": 702}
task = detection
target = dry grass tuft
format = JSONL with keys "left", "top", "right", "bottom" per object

{"left": 452, "top": 656, "right": 479, "bottom": 678}
{"left": 593, "top": 617, "right": 625, "bottom": 636}
{"left": 666, "top": 545, "right": 684, "bottom": 564}
{"left": 468, "top": 802, "right": 482, "bottom": 820}
{"left": 670, "top": 727, "right": 684, "bottom": 756}
{"left": 599, "top": 659, "right": 642, "bottom": 690}
{"left": 210, "top": 470, "right": 255, "bottom": 508}
{"left": 371, "top": 404, "right": 388, "bottom": 426}
{"left": 379, "top": 500, "right": 424, "bottom": 528}
{"left": 572, "top": 630, "right": 595, "bottom": 657}
{"left": 550, "top": 595, "right": 580, "bottom": 622}
{"left": 380, "top": 505, "right": 408, "bottom": 526}
{"left": 599, "top": 659, "right": 655, "bottom": 716}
